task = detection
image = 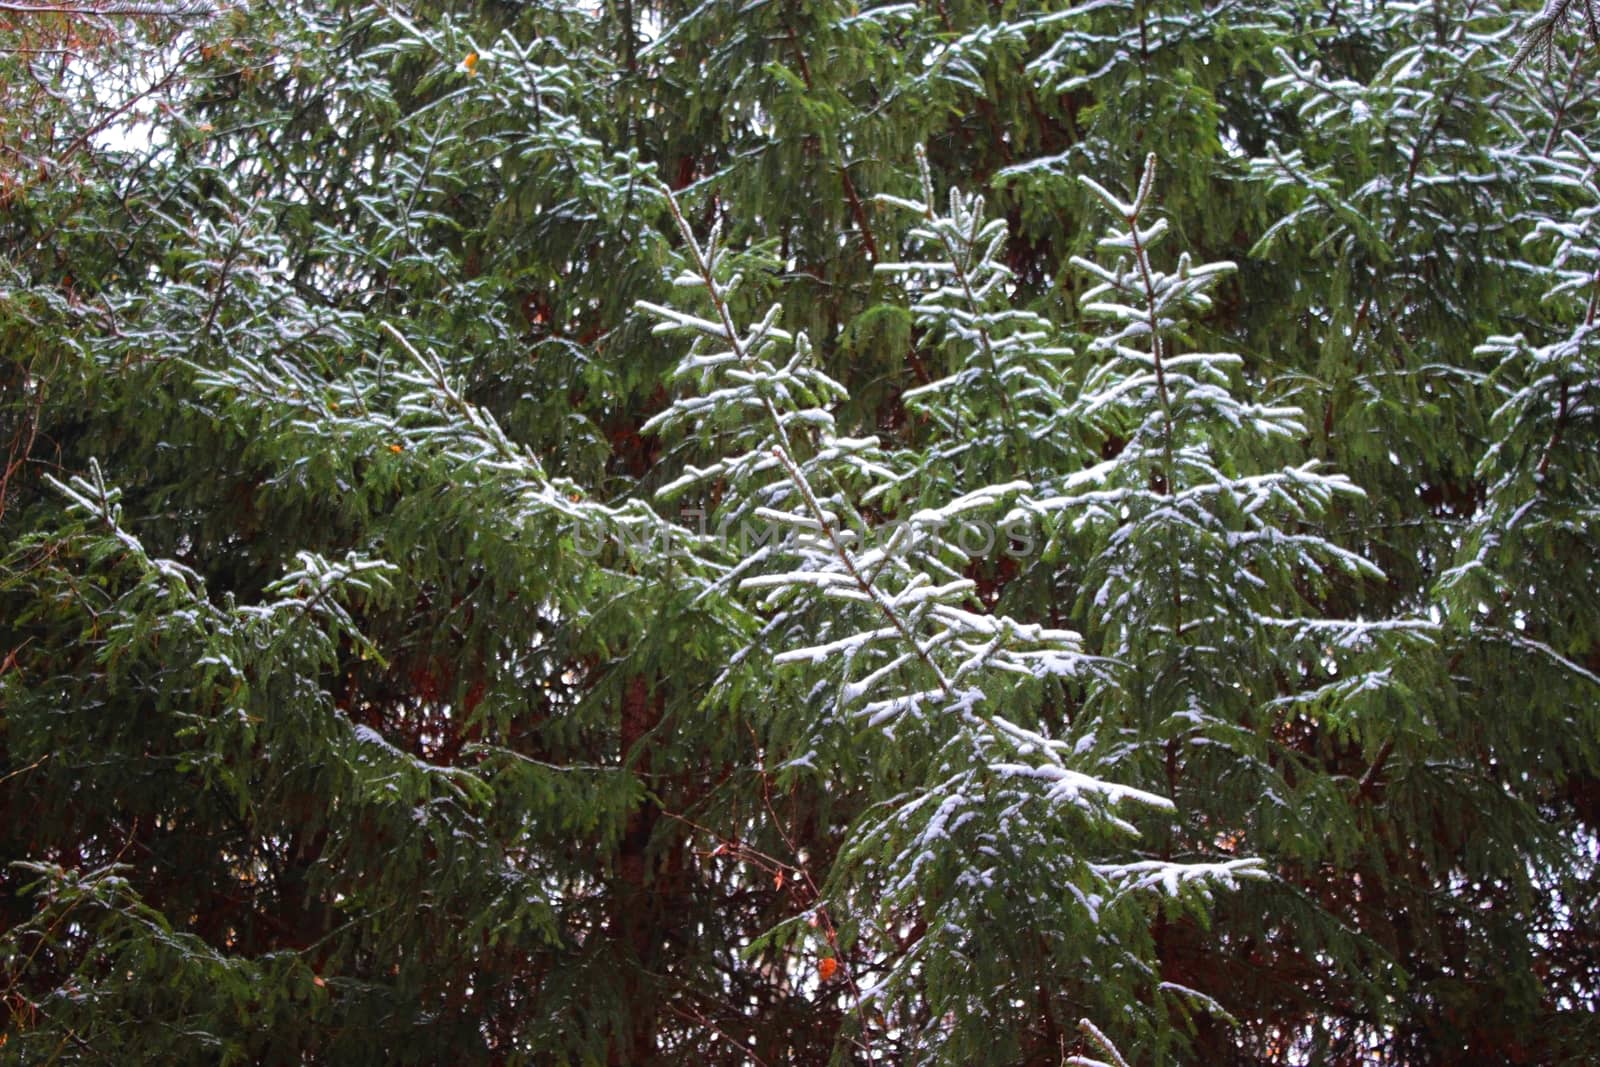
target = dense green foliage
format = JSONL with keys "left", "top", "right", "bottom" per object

{"left": 2, "top": 0, "right": 1597, "bottom": 1062}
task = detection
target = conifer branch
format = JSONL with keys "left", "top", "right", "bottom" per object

{"left": 1512, "top": 0, "right": 1600, "bottom": 72}
{"left": 0, "top": 0, "right": 210, "bottom": 13}
{"left": 911, "top": 146, "right": 1015, "bottom": 435}
{"left": 1079, "top": 153, "right": 1186, "bottom": 635}
{"left": 1070, "top": 1016, "right": 1133, "bottom": 1067}
{"left": 1123, "top": 156, "right": 1181, "bottom": 636}
{"left": 769, "top": 444, "right": 954, "bottom": 697}
{"left": 779, "top": 28, "right": 880, "bottom": 263}
{"left": 1122, "top": 155, "right": 1177, "bottom": 498}
{"left": 655, "top": 181, "right": 955, "bottom": 700}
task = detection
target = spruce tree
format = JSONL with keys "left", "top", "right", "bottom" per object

{"left": 2, "top": 0, "right": 1598, "bottom": 1063}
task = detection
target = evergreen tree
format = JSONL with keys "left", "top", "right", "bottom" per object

{"left": 2, "top": 0, "right": 1597, "bottom": 1063}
